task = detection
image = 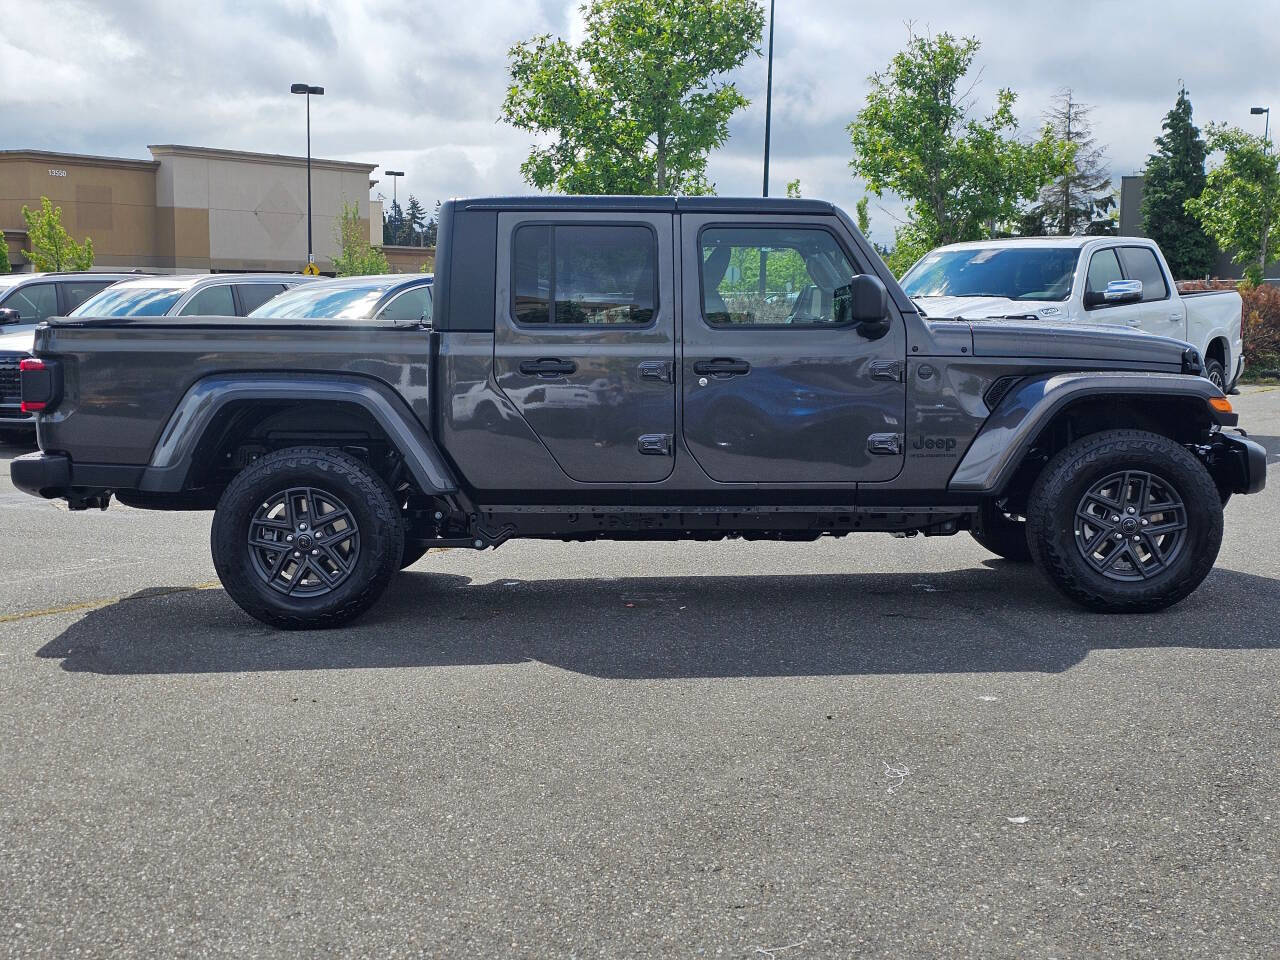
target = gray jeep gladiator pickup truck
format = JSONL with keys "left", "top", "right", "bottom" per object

{"left": 12, "top": 196, "right": 1267, "bottom": 628}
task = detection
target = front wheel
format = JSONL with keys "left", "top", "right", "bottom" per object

{"left": 1026, "top": 430, "right": 1222, "bottom": 613}
{"left": 211, "top": 446, "right": 404, "bottom": 629}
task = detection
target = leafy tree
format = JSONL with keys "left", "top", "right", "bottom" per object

{"left": 20, "top": 197, "right": 94, "bottom": 271}
{"left": 501, "top": 0, "right": 764, "bottom": 195}
{"left": 848, "top": 31, "right": 1066, "bottom": 257}
{"left": 0, "top": 238, "right": 10, "bottom": 275}
{"left": 1142, "top": 86, "right": 1217, "bottom": 279}
{"left": 785, "top": 178, "right": 802, "bottom": 199}
{"left": 333, "top": 202, "right": 389, "bottom": 277}
{"left": 1022, "top": 89, "right": 1114, "bottom": 235}
{"left": 855, "top": 196, "right": 871, "bottom": 235}
{"left": 1186, "top": 125, "right": 1280, "bottom": 286}
{"left": 403, "top": 195, "right": 426, "bottom": 246}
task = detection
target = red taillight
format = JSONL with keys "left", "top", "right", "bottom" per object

{"left": 19, "top": 357, "right": 54, "bottom": 412}
{"left": 18, "top": 358, "right": 44, "bottom": 372}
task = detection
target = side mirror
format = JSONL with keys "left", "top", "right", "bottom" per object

{"left": 0, "top": 308, "right": 21, "bottom": 325}
{"left": 1084, "top": 279, "right": 1142, "bottom": 309}
{"left": 835, "top": 274, "right": 891, "bottom": 339}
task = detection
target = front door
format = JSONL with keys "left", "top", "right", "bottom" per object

{"left": 493, "top": 212, "right": 676, "bottom": 483}
{"left": 679, "top": 215, "right": 907, "bottom": 483}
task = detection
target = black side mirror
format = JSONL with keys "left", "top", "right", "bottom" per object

{"left": 0, "top": 308, "right": 21, "bottom": 325}
{"left": 836, "top": 274, "right": 891, "bottom": 339}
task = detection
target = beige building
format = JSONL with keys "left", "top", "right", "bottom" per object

{"left": 0, "top": 145, "right": 378, "bottom": 273}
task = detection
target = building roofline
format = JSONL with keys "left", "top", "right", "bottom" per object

{"left": 148, "top": 144, "right": 377, "bottom": 173}
{"left": 0, "top": 149, "right": 160, "bottom": 171}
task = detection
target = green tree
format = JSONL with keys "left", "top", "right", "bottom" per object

{"left": 403, "top": 195, "right": 426, "bottom": 246}
{"left": 423, "top": 201, "right": 440, "bottom": 247}
{"left": 855, "top": 196, "right": 871, "bottom": 235}
{"left": 1142, "top": 86, "right": 1217, "bottom": 279}
{"left": 785, "top": 178, "right": 802, "bottom": 199}
{"left": 501, "top": 0, "right": 764, "bottom": 195}
{"left": 1186, "top": 125, "right": 1280, "bottom": 286}
{"left": 20, "top": 197, "right": 94, "bottom": 271}
{"left": 1023, "top": 89, "right": 1114, "bottom": 235}
{"left": 848, "top": 31, "right": 1065, "bottom": 257}
{"left": 0, "top": 238, "right": 10, "bottom": 275}
{"left": 333, "top": 202, "right": 389, "bottom": 277}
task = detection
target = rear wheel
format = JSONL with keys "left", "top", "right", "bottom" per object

{"left": 1026, "top": 430, "right": 1222, "bottom": 613}
{"left": 211, "top": 446, "right": 403, "bottom": 628}
{"left": 1205, "top": 358, "right": 1226, "bottom": 391}
{"left": 969, "top": 501, "right": 1032, "bottom": 561}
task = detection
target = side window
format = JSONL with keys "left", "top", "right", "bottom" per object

{"left": 512, "top": 224, "right": 656, "bottom": 325}
{"left": 60, "top": 280, "right": 114, "bottom": 313}
{"left": 1085, "top": 248, "right": 1123, "bottom": 300}
{"left": 1118, "top": 247, "right": 1169, "bottom": 302}
{"left": 0, "top": 283, "right": 58, "bottom": 322}
{"left": 236, "top": 283, "right": 286, "bottom": 315}
{"left": 178, "top": 284, "right": 236, "bottom": 316}
{"left": 378, "top": 285, "right": 432, "bottom": 325}
{"left": 699, "top": 227, "right": 857, "bottom": 326}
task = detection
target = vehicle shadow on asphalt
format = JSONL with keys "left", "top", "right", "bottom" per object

{"left": 35, "top": 563, "right": 1280, "bottom": 678}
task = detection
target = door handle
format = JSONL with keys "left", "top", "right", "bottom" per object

{"left": 693, "top": 358, "right": 750, "bottom": 378}
{"left": 1170, "top": 313, "right": 1182, "bottom": 321}
{"left": 518, "top": 358, "right": 577, "bottom": 378}
{"left": 638, "top": 360, "right": 672, "bottom": 383}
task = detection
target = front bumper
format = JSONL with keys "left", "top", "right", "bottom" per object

{"left": 1210, "top": 431, "right": 1267, "bottom": 495}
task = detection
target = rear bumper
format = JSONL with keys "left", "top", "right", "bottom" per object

{"left": 11, "top": 451, "right": 142, "bottom": 507}
{"left": 1211, "top": 432, "right": 1267, "bottom": 495}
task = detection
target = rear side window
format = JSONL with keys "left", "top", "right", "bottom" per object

{"left": 1085, "top": 249, "right": 1123, "bottom": 296}
{"left": 378, "top": 285, "right": 432, "bottom": 325}
{"left": 0, "top": 283, "right": 57, "bottom": 322}
{"left": 512, "top": 224, "right": 657, "bottom": 325}
{"left": 1118, "top": 247, "right": 1169, "bottom": 301}
{"left": 236, "top": 283, "right": 286, "bottom": 315}
{"left": 60, "top": 280, "right": 115, "bottom": 313}
{"left": 179, "top": 284, "right": 235, "bottom": 316}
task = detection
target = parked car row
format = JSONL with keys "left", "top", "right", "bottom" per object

{"left": 0, "top": 271, "right": 433, "bottom": 444}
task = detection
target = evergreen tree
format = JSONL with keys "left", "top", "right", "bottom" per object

{"left": 403, "top": 196, "right": 426, "bottom": 246}
{"left": 1142, "top": 85, "right": 1217, "bottom": 279}
{"left": 1024, "top": 89, "right": 1114, "bottom": 235}
{"left": 383, "top": 199, "right": 404, "bottom": 246}
{"left": 423, "top": 201, "right": 440, "bottom": 247}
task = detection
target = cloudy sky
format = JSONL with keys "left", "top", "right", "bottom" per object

{"left": 3, "top": 0, "right": 1276, "bottom": 244}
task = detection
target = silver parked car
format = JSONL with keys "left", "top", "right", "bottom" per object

{"left": 70, "top": 273, "right": 314, "bottom": 319}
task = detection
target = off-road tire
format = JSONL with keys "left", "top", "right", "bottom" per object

{"left": 212, "top": 446, "right": 404, "bottom": 629}
{"left": 1026, "top": 429, "right": 1222, "bottom": 613}
{"left": 1205, "top": 358, "right": 1226, "bottom": 391}
{"left": 970, "top": 501, "right": 1032, "bottom": 561}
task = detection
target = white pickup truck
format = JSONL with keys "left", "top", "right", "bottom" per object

{"left": 900, "top": 236, "right": 1244, "bottom": 389}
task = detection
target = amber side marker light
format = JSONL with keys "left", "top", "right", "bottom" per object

{"left": 1209, "top": 396, "right": 1233, "bottom": 414}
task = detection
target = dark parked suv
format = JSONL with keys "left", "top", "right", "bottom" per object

{"left": 12, "top": 196, "right": 1267, "bottom": 628}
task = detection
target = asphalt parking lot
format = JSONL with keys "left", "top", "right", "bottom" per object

{"left": 2, "top": 389, "right": 1278, "bottom": 959}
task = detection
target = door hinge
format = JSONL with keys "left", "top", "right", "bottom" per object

{"left": 870, "top": 360, "right": 903, "bottom": 382}
{"left": 867, "top": 433, "right": 903, "bottom": 455}
{"left": 637, "top": 434, "right": 673, "bottom": 456}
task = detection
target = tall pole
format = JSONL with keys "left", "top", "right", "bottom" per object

{"left": 759, "top": 0, "right": 775, "bottom": 297}
{"left": 305, "top": 91, "right": 313, "bottom": 263}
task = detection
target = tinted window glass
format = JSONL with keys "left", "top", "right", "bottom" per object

{"left": 378, "top": 285, "right": 432, "bottom": 325}
{"left": 0, "top": 283, "right": 58, "bottom": 322}
{"left": 512, "top": 224, "right": 656, "bottom": 325}
{"left": 60, "top": 280, "right": 115, "bottom": 313}
{"left": 1086, "top": 249, "right": 1123, "bottom": 296}
{"left": 1118, "top": 247, "right": 1168, "bottom": 301}
{"left": 901, "top": 247, "right": 1077, "bottom": 302}
{"left": 700, "top": 227, "right": 857, "bottom": 326}
{"left": 179, "top": 284, "right": 236, "bottom": 316}
{"left": 236, "top": 283, "right": 286, "bottom": 315}
{"left": 71, "top": 285, "right": 185, "bottom": 317}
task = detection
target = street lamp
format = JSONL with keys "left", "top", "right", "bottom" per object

{"left": 385, "top": 170, "right": 404, "bottom": 243}
{"left": 290, "top": 82, "right": 324, "bottom": 266}
{"left": 1251, "top": 106, "right": 1271, "bottom": 151}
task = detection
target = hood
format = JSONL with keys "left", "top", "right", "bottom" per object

{"left": 968, "top": 319, "right": 1191, "bottom": 367}
{"left": 912, "top": 294, "right": 1067, "bottom": 321}
{"left": 0, "top": 324, "right": 37, "bottom": 355}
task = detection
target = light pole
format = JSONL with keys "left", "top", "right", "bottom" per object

{"left": 290, "top": 83, "right": 324, "bottom": 265}
{"left": 385, "top": 170, "right": 404, "bottom": 243}
{"left": 1251, "top": 106, "right": 1271, "bottom": 151}
{"left": 759, "top": 0, "right": 775, "bottom": 297}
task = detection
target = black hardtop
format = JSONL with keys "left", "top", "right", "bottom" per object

{"left": 451, "top": 195, "right": 836, "bottom": 215}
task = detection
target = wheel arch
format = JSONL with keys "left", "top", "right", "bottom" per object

{"left": 138, "top": 373, "right": 458, "bottom": 497}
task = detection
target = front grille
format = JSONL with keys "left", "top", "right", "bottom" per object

{"left": 0, "top": 354, "right": 22, "bottom": 406}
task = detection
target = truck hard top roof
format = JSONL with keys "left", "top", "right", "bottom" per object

{"left": 452, "top": 195, "right": 836, "bottom": 215}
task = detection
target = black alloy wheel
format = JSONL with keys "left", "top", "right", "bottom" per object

{"left": 1073, "top": 470, "right": 1187, "bottom": 582}
{"left": 248, "top": 486, "right": 362, "bottom": 596}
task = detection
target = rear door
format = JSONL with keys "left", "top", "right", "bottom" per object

{"left": 493, "top": 212, "right": 676, "bottom": 482}
{"left": 679, "top": 214, "right": 906, "bottom": 483}
{"left": 1116, "top": 245, "right": 1185, "bottom": 340}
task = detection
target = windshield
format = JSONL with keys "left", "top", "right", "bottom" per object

{"left": 71, "top": 285, "right": 185, "bottom": 317}
{"left": 901, "top": 247, "right": 1079, "bottom": 302}
{"left": 249, "top": 280, "right": 400, "bottom": 319}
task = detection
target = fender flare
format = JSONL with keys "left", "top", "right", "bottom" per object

{"left": 138, "top": 373, "right": 458, "bottom": 495}
{"left": 947, "top": 371, "right": 1229, "bottom": 495}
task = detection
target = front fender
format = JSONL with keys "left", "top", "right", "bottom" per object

{"left": 139, "top": 373, "right": 458, "bottom": 495}
{"left": 948, "top": 371, "right": 1231, "bottom": 495}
